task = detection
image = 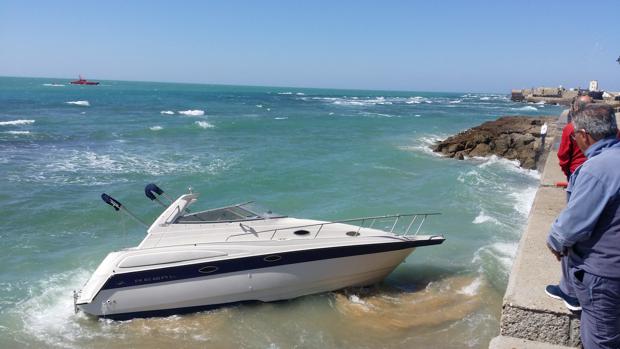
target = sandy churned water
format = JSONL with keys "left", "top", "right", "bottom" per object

{"left": 51, "top": 275, "right": 497, "bottom": 349}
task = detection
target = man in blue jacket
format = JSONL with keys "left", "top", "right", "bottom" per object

{"left": 546, "top": 104, "right": 620, "bottom": 349}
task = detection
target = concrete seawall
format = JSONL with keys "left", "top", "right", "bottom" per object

{"left": 490, "top": 113, "right": 620, "bottom": 348}
{"left": 490, "top": 119, "right": 580, "bottom": 348}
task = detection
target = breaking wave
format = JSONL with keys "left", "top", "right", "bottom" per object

{"left": 178, "top": 110, "right": 205, "bottom": 116}
{"left": 195, "top": 121, "right": 214, "bottom": 129}
{"left": 405, "top": 96, "right": 432, "bottom": 104}
{"left": 150, "top": 126, "right": 163, "bottom": 131}
{"left": 398, "top": 133, "right": 449, "bottom": 157}
{"left": 42, "top": 83, "right": 65, "bottom": 87}
{"left": 65, "top": 101, "right": 90, "bottom": 106}
{"left": 0, "top": 119, "right": 35, "bottom": 126}
{"left": 4, "top": 130, "right": 31, "bottom": 135}
{"left": 509, "top": 186, "right": 538, "bottom": 216}
{"left": 511, "top": 106, "right": 538, "bottom": 111}
{"left": 160, "top": 110, "right": 174, "bottom": 115}
{"left": 472, "top": 211, "right": 501, "bottom": 225}
{"left": 473, "top": 242, "right": 518, "bottom": 276}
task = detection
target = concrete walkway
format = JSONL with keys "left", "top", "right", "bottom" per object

{"left": 490, "top": 121, "right": 580, "bottom": 348}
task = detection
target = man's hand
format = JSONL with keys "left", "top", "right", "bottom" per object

{"left": 547, "top": 243, "right": 562, "bottom": 261}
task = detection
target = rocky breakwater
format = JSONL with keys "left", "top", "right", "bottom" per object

{"left": 432, "top": 116, "right": 556, "bottom": 169}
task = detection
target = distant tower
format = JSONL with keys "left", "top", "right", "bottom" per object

{"left": 589, "top": 80, "right": 599, "bottom": 92}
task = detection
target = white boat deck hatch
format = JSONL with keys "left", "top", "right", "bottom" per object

{"left": 118, "top": 250, "right": 228, "bottom": 268}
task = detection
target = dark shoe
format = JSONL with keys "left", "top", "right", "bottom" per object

{"left": 545, "top": 285, "right": 581, "bottom": 311}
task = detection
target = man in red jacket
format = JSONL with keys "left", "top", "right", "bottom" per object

{"left": 557, "top": 95, "right": 592, "bottom": 179}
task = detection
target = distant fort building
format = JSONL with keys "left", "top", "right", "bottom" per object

{"left": 511, "top": 81, "right": 619, "bottom": 107}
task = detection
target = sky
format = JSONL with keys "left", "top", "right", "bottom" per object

{"left": 0, "top": 0, "right": 618, "bottom": 93}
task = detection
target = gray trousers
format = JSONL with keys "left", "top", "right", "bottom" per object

{"left": 569, "top": 266, "right": 620, "bottom": 349}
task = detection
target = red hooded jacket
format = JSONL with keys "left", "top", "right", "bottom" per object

{"left": 557, "top": 122, "right": 586, "bottom": 177}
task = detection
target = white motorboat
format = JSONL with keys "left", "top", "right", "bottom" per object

{"left": 75, "top": 184, "right": 445, "bottom": 320}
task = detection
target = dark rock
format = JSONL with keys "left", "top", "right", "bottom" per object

{"left": 469, "top": 143, "right": 491, "bottom": 157}
{"left": 432, "top": 116, "right": 555, "bottom": 169}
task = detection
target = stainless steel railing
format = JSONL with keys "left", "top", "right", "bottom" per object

{"left": 225, "top": 212, "right": 440, "bottom": 242}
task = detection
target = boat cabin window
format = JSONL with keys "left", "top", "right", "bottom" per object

{"left": 174, "top": 202, "right": 284, "bottom": 223}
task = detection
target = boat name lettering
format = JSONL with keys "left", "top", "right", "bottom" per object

{"left": 133, "top": 274, "right": 176, "bottom": 284}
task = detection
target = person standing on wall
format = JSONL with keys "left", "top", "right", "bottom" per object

{"left": 540, "top": 122, "right": 548, "bottom": 149}
{"left": 546, "top": 104, "right": 620, "bottom": 349}
{"left": 558, "top": 96, "right": 593, "bottom": 180}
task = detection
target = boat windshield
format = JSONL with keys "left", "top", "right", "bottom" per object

{"left": 174, "top": 201, "right": 284, "bottom": 223}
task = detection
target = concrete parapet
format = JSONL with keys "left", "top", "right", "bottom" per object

{"left": 492, "top": 121, "right": 581, "bottom": 348}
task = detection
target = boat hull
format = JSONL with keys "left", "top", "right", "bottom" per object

{"left": 78, "top": 247, "right": 415, "bottom": 319}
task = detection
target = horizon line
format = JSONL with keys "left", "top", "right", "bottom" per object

{"left": 0, "top": 74, "right": 503, "bottom": 95}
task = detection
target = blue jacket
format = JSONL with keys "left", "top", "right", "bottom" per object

{"left": 547, "top": 137, "right": 620, "bottom": 278}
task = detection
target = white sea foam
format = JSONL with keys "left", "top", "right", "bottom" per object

{"left": 511, "top": 106, "right": 538, "bottom": 111}
{"left": 277, "top": 92, "right": 293, "bottom": 95}
{"left": 274, "top": 117, "right": 288, "bottom": 120}
{"left": 399, "top": 134, "right": 448, "bottom": 157}
{"left": 535, "top": 101, "right": 546, "bottom": 105}
{"left": 256, "top": 104, "right": 263, "bottom": 108}
{"left": 474, "top": 155, "right": 540, "bottom": 179}
{"left": 361, "top": 112, "right": 396, "bottom": 118}
{"left": 8, "top": 148, "right": 233, "bottom": 185}
{"left": 509, "top": 186, "right": 538, "bottom": 216}
{"left": 405, "top": 96, "right": 428, "bottom": 104}
{"left": 42, "top": 83, "right": 65, "bottom": 87}
{"left": 449, "top": 99, "right": 462, "bottom": 104}
{"left": 18, "top": 268, "right": 96, "bottom": 347}
{"left": 178, "top": 109, "right": 205, "bottom": 116}
{"left": 160, "top": 110, "right": 175, "bottom": 115}
{"left": 0, "top": 119, "right": 35, "bottom": 126}
{"left": 5, "top": 130, "right": 31, "bottom": 135}
{"left": 457, "top": 277, "right": 483, "bottom": 296}
{"left": 472, "top": 211, "right": 501, "bottom": 225}
{"left": 313, "top": 96, "right": 397, "bottom": 106}
{"left": 472, "top": 242, "right": 519, "bottom": 274}
{"left": 479, "top": 97, "right": 491, "bottom": 101}
{"left": 195, "top": 121, "right": 214, "bottom": 129}
{"left": 150, "top": 125, "right": 163, "bottom": 131}
{"left": 65, "top": 100, "right": 90, "bottom": 106}
{"left": 296, "top": 92, "right": 305, "bottom": 96}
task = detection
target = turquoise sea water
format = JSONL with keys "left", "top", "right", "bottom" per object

{"left": 0, "top": 77, "right": 561, "bottom": 348}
